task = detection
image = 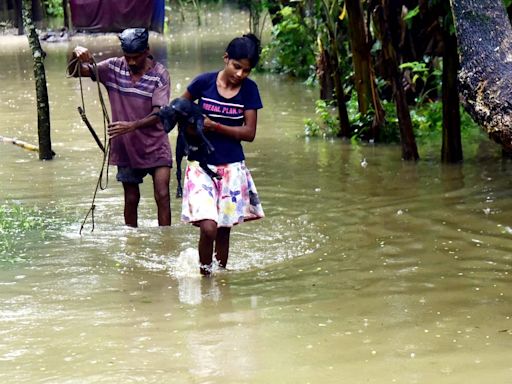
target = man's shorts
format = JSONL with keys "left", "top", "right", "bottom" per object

{"left": 116, "top": 166, "right": 159, "bottom": 184}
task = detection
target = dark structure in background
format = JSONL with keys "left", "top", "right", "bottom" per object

{"left": 0, "top": 0, "right": 43, "bottom": 34}
{"left": 0, "top": 0, "right": 165, "bottom": 33}
{"left": 69, "top": 0, "right": 165, "bottom": 33}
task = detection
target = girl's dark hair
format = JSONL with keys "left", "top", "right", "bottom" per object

{"left": 225, "top": 33, "right": 261, "bottom": 68}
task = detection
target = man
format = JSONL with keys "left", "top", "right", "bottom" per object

{"left": 70, "top": 28, "right": 172, "bottom": 227}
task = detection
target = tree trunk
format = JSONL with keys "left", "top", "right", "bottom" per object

{"left": 332, "top": 55, "right": 352, "bottom": 139}
{"left": 319, "top": 0, "right": 351, "bottom": 138}
{"left": 374, "top": 0, "right": 419, "bottom": 160}
{"left": 62, "top": 0, "right": 69, "bottom": 29}
{"left": 346, "top": 0, "right": 372, "bottom": 114}
{"left": 22, "top": 0, "right": 54, "bottom": 160}
{"left": 449, "top": 0, "right": 512, "bottom": 152}
{"left": 317, "top": 45, "right": 335, "bottom": 101}
{"left": 441, "top": 25, "right": 462, "bottom": 163}
{"left": 345, "top": 0, "right": 384, "bottom": 140}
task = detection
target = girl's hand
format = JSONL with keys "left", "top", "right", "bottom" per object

{"left": 203, "top": 116, "right": 216, "bottom": 132}
{"left": 108, "top": 121, "right": 136, "bottom": 138}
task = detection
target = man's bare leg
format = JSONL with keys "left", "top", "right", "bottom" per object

{"left": 152, "top": 166, "right": 171, "bottom": 226}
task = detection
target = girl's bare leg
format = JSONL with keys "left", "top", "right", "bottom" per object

{"left": 198, "top": 219, "right": 217, "bottom": 275}
{"left": 215, "top": 227, "right": 231, "bottom": 268}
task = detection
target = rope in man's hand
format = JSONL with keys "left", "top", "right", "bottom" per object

{"left": 68, "top": 53, "right": 112, "bottom": 235}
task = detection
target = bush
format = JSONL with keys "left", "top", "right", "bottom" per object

{"left": 261, "top": 6, "right": 316, "bottom": 79}
{"left": 43, "top": 0, "right": 64, "bottom": 18}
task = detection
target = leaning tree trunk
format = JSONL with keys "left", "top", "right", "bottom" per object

{"left": 22, "top": 0, "right": 54, "bottom": 160}
{"left": 449, "top": 0, "right": 512, "bottom": 152}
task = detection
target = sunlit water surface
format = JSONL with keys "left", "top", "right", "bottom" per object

{"left": 1, "top": 9, "right": 511, "bottom": 384}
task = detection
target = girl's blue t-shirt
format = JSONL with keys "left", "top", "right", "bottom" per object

{"left": 187, "top": 71, "right": 263, "bottom": 165}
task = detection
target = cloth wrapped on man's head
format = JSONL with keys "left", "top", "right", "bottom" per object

{"left": 119, "top": 28, "right": 149, "bottom": 54}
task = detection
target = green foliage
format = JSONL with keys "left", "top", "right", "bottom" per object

{"left": 43, "top": 0, "right": 64, "bottom": 18}
{"left": 304, "top": 99, "right": 340, "bottom": 137}
{"left": 410, "top": 101, "right": 482, "bottom": 143}
{"left": 303, "top": 94, "right": 481, "bottom": 145}
{"left": 399, "top": 60, "right": 442, "bottom": 104}
{"left": 0, "top": 203, "right": 61, "bottom": 262}
{"left": 261, "top": 6, "right": 316, "bottom": 78}
{"left": 410, "top": 101, "right": 443, "bottom": 141}
{"left": 368, "top": 100, "right": 401, "bottom": 143}
{"left": 296, "top": 0, "right": 483, "bottom": 150}
{"left": 403, "top": 5, "right": 420, "bottom": 28}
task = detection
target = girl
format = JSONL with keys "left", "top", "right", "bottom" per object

{"left": 181, "top": 34, "right": 265, "bottom": 275}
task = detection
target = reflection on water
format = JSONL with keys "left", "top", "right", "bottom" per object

{"left": 1, "top": 8, "right": 512, "bottom": 384}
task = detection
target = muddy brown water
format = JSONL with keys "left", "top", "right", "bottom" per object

{"left": 0, "top": 10, "right": 511, "bottom": 384}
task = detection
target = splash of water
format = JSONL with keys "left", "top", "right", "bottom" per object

{"left": 170, "top": 248, "right": 224, "bottom": 305}
{"left": 172, "top": 247, "right": 201, "bottom": 278}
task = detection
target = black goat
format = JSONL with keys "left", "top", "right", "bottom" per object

{"left": 157, "top": 97, "right": 221, "bottom": 197}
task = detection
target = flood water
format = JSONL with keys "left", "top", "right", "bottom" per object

{"left": 1, "top": 9, "right": 512, "bottom": 384}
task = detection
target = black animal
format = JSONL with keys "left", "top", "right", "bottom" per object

{"left": 157, "top": 97, "right": 221, "bottom": 197}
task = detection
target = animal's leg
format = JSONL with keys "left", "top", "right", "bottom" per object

{"left": 199, "top": 160, "right": 222, "bottom": 180}
{"left": 176, "top": 164, "right": 183, "bottom": 198}
{"left": 175, "top": 134, "right": 186, "bottom": 198}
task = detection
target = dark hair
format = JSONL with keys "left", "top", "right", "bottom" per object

{"left": 225, "top": 33, "right": 261, "bottom": 68}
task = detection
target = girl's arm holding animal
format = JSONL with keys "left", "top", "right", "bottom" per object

{"left": 181, "top": 90, "right": 257, "bottom": 142}
{"left": 204, "top": 110, "right": 257, "bottom": 142}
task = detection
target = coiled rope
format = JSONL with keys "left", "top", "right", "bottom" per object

{"left": 67, "top": 55, "right": 111, "bottom": 234}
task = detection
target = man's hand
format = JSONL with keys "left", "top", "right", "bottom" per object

{"left": 73, "top": 46, "right": 92, "bottom": 63}
{"left": 108, "top": 121, "right": 136, "bottom": 138}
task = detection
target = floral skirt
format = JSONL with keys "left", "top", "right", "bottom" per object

{"left": 181, "top": 161, "right": 265, "bottom": 227}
